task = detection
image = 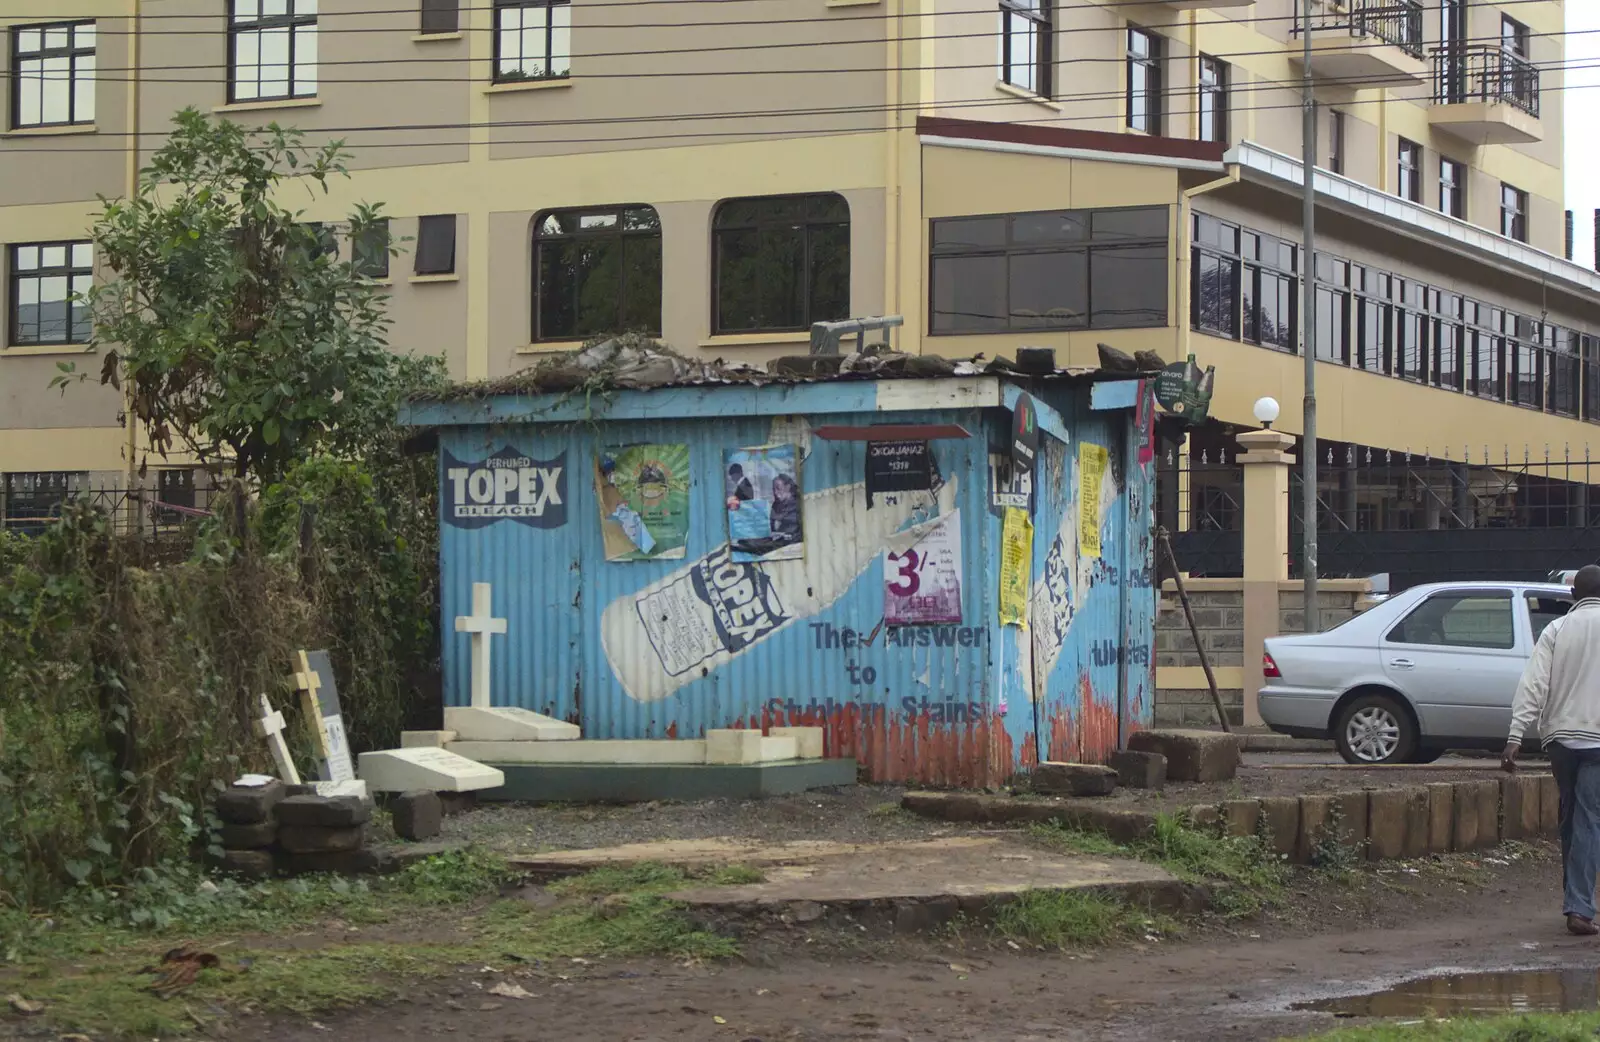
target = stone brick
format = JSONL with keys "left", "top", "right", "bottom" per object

{"left": 1469, "top": 780, "right": 1501, "bottom": 848}
{"left": 1296, "top": 795, "right": 1332, "bottom": 865}
{"left": 1427, "top": 783, "right": 1456, "bottom": 853}
{"left": 220, "top": 820, "right": 278, "bottom": 850}
{"left": 1189, "top": 608, "right": 1224, "bottom": 628}
{"left": 219, "top": 849, "right": 276, "bottom": 880}
{"left": 1367, "top": 789, "right": 1408, "bottom": 861}
{"left": 391, "top": 790, "right": 444, "bottom": 842}
{"left": 1452, "top": 783, "right": 1481, "bottom": 852}
{"left": 439, "top": 792, "right": 478, "bottom": 818}
{"left": 1539, "top": 774, "right": 1560, "bottom": 835}
{"left": 215, "top": 780, "right": 287, "bottom": 825}
{"left": 1333, "top": 791, "right": 1370, "bottom": 854}
{"left": 1127, "top": 729, "right": 1241, "bottom": 783}
{"left": 1033, "top": 763, "right": 1118, "bottom": 798}
{"left": 278, "top": 824, "right": 367, "bottom": 854}
{"left": 1205, "top": 631, "right": 1244, "bottom": 651}
{"left": 1401, "top": 786, "right": 1431, "bottom": 860}
{"left": 1258, "top": 797, "right": 1299, "bottom": 860}
{"left": 1109, "top": 750, "right": 1166, "bottom": 790}
{"left": 1153, "top": 705, "right": 1185, "bottom": 727}
{"left": 1186, "top": 804, "right": 1221, "bottom": 831}
{"left": 1222, "top": 799, "right": 1260, "bottom": 839}
{"left": 275, "top": 794, "right": 373, "bottom": 829}
{"left": 1501, "top": 775, "right": 1540, "bottom": 840}
{"left": 285, "top": 849, "right": 382, "bottom": 876}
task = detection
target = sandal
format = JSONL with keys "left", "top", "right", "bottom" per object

{"left": 1567, "top": 914, "right": 1599, "bottom": 936}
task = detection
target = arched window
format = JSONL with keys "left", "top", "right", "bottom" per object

{"left": 713, "top": 194, "right": 849, "bottom": 335}
{"left": 532, "top": 205, "right": 661, "bottom": 342}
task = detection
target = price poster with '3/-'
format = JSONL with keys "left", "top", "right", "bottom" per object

{"left": 883, "top": 513, "right": 963, "bottom": 625}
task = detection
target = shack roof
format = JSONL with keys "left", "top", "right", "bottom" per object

{"left": 402, "top": 335, "right": 1158, "bottom": 431}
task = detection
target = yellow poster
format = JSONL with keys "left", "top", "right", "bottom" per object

{"left": 999, "top": 507, "right": 1033, "bottom": 627}
{"left": 1078, "top": 443, "right": 1108, "bottom": 558}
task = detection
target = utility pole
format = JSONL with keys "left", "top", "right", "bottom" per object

{"left": 1301, "top": 0, "right": 1320, "bottom": 633}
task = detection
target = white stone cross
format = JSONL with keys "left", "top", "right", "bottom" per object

{"left": 253, "top": 692, "right": 301, "bottom": 785}
{"left": 455, "top": 581, "right": 507, "bottom": 710}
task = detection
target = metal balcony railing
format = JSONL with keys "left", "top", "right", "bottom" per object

{"left": 1433, "top": 45, "right": 1541, "bottom": 118}
{"left": 1297, "top": 0, "right": 1425, "bottom": 60}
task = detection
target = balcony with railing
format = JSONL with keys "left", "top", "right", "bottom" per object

{"left": 1429, "top": 45, "right": 1543, "bottom": 145}
{"left": 1292, "top": 0, "right": 1427, "bottom": 86}
{"left": 1156, "top": 0, "right": 1253, "bottom": 10}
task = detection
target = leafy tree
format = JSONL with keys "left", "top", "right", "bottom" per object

{"left": 60, "top": 107, "right": 441, "bottom": 481}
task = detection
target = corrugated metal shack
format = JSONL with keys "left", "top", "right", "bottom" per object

{"left": 404, "top": 343, "right": 1158, "bottom": 788}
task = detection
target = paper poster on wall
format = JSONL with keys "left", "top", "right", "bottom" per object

{"left": 725, "top": 444, "right": 804, "bottom": 562}
{"left": 1135, "top": 380, "right": 1156, "bottom": 466}
{"left": 595, "top": 444, "right": 690, "bottom": 561}
{"left": 1079, "top": 442, "right": 1109, "bottom": 558}
{"left": 865, "top": 440, "right": 934, "bottom": 508}
{"left": 999, "top": 507, "right": 1033, "bottom": 627}
{"left": 884, "top": 512, "right": 963, "bottom": 625}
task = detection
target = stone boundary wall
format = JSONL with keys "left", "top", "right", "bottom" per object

{"left": 1153, "top": 579, "right": 1370, "bottom": 728}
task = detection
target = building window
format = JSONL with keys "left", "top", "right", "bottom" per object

{"left": 421, "top": 0, "right": 460, "bottom": 34}
{"left": 1197, "top": 55, "right": 1228, "bottom": 144}
{"left": 1356, "top": 272, "right": 1391, "bottom": 374}
{"left": 353, "top": 219, "right": 390, "bottom": 280}
{"left": 1328, "top": 110, "right": 1345, "bottom": 174}
{"left": 1501, "top": 183, "right": 1528, "bottom": 242}
{"left": 1126, "top": 27, "right": 1162, "bottom": 135}
{"left": 1502, "top": 15, "right": 1529, "bottom": 59}
{"left": 414, "top": 215, "right": 457, "bottom": 275}
{"left": 1314, "top": 254, "right": 1351, "bottom": 365}
{"left": 1191, "top": 213, "right": 1239, "bottom": 338}
{"left": 2, "top": 472, "right": 86, "bottom": 532}
{"left": 10, "top": 21, "right": 95, "bottom": 129}
{"left": 229, "top": 0, "right": 317, "bottom": 103}
{"left": 1244, "top": 233, "right": 1296, "bottom": 352}
{"left": 999, "top": 0, "right": 1051, "bottom": 97}
{"left": 9, "top": 242, "right": 91, "bottom": 347}
{"left": 1439, "top": 158, "right": 1465, "bottom": 219}
{"left": 932, "top": 206, "right": 1169, "bottom": 335}
{"left": 534, "top": 206, "right": 662, "bottom": 342}
{"left": 493, "top": 0, "right": 571, "bottom": 82}
{"left": 1396, "top": 138, "right": 1422, "bottom": 203}
{"left": 714, "top": 194, "right": 849, "bottom": 335}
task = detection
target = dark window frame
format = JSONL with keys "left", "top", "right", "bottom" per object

{"left": 1501, "top": 182, "right": 1528, "bottom": 242}
{"left": 1197, "top": 54, "right": 1228, "bottom": 144}
{"left": 10, "top": 20, "right": 95, "bottom": 129}
{"left": 421, "top": 0, "right": 461, "bottom": 34}
{"left": 1328, "top": 109, "right": 1345, "bottom": 174}
{"left": 1439, "top": 157, "right": 1465, "bottom": 219}
{"left": 414, "top": 214, "right": 458, "bottom": 275}
{"left": 532, "top": 205, "right": 663, "bottom": 343}
{"left": 931, "top": 205, "right": 1169, "bottom": 336}
{"left": 228, "top": 0, "right": 318, "bottom": 104}
{"left": 713, "top": 193, "right": 851, "bottom": 336}
{"left": 1396, "top": 137, "right": 1423, "bottom": 203}
{"left": 492, "top": 0, "right": 572, "bottom": 83}
{"left": 353, "top": 219, "right": 391, "bottom": 280}
{"left": 999, "top": 0, "right": 1052, "bottom": 98}
{"left": 1126, "top": 26, "right": 1162, "bottom": 135}
{"left": 8, "top": 240, "right": 92, "bottom": 347}
{"left": 1502, "top": 14, "right": 1530, "bottom": 58}
{"left": 1386, "top": 590, "right": 1517, "bottom": 650}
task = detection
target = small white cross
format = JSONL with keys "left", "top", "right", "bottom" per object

{"left": 253, "top": 692, "right": 301, "bottom": 785}
{"left": 455, "top": 582, "right": 507, "bottom": 710}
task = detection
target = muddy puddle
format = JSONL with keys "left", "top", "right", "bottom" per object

{"left": 1296, "top": 967, "right": 1600, "bottom": 1018}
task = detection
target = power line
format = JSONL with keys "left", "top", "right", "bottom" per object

{"left": 4, "top": 59, "right": 1596, "bottom": 154}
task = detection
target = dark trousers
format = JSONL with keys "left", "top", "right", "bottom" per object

{"left": 1547, "top": 742, "right": 1600, "bottom": 918}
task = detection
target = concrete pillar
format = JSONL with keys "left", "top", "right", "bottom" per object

{"left": 1236, "top": 429, "right": 1296, "bottom": 728}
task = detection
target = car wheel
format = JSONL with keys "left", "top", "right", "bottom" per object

{"left": 1334, "top": 693, "right": 1417, "bottom": 765}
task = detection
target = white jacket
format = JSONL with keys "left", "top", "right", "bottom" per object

{"left": 1510, "top": 597, "right": 1600, "bottom": 747}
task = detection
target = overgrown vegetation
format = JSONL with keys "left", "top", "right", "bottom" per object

{"left": 0, "top": 854, "right": 739, "bottom": 1039}
{"left": 989, "top": 890, "right": 1172, "bottom": 949}
{"left": 1304, "top": 1012, "right": 1600, "bottom": 1041}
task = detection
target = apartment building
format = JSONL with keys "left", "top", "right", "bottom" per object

{"left": 0, "top": 0, "right": 1580, "bottom": 530}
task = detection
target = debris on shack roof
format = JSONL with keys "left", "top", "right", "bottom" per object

{"left": 409, "top": 332, "right": 1158, "bottom": 403}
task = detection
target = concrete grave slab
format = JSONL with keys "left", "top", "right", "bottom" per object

{"left": 1109, "top": 750, "right": 1166, "bottom": 790}
{"left": 448, "top": 739, "right": 709, "bottom": 765}
{"left": 770, "top": 726, "right": 825, "bottom": 760}
{"left": 314, "top": 780, "right": 369, "bottom": 801}
{"left": 402, "top": 730, "right": 458, "bottom": 749}
{"left": 1126, "top": 729, "right": 1240, "bottom": 782}
{"left": 359, "top": 747, "right": 505, "bottom": 793}
{"left": 443, "top": 706, "right": 580, "bottom": 742}
{"left": 706, "top": 729, "right": 764, "bottom": 765}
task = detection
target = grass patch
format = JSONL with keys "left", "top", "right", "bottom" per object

{"left": 1300, "top": 1011, "right": 1600, "bottom": 1041}
{"left": 989, "top": 890, "right": 1172, "bottom": 949}
{"left": 1, "top": 852, "right": 738, "bottom": 1039}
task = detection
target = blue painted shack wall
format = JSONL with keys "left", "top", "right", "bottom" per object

{"left": 434, "top": 380, "right": 1153, "bottom": 786}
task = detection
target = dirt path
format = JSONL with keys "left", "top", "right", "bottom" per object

{"left": 218, "top": 849, "right": 1582, "bottom": 1042}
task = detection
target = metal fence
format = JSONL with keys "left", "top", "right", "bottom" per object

{"left": 1156, "top": 444, "right": 1243, "bottom": 577}
{"left": 0, "top": 487, "right": 214, "bottom": 540}
{"left": 1433, "top": 44, "right": 1540, "bottom": 117}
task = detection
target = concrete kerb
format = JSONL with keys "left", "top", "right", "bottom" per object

{"left": 901, "top": 773, "right": 1558, "bottom": 867}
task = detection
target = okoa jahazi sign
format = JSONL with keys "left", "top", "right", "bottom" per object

{"left": 442, "top": 446, "right": 569, "bottom": 529}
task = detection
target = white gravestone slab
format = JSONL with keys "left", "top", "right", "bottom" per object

{"left": 358, "top": 747, "right": 505, "bottom": 793}
{"left": 253, "top": 693, "right": 301, "bottom": 785}
{"left": 443, "top": 705, "right": 580, "bottom": 742}
{"left": 294, "top": 649, "right": 357, "bottom": 785}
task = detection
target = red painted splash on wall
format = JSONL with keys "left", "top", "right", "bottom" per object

{"left": 750, "top": 702, "right": 1013, "bottom": 788}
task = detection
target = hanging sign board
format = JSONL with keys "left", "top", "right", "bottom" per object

{"left": 1153, "top": 356, "right": 1216, "bottom": 424}
{"left": 865, "top": 440, "right": 933, "bottom": 507}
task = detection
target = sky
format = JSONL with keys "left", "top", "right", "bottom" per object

{"left": 1565, "top": 4, "right": 1600, "bottom": 265}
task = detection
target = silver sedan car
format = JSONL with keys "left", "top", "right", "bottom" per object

{"left": 1259, "top": 581, "right": 1573, "bottom": 764}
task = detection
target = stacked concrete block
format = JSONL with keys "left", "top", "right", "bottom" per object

{"left": 214, "top": 779, "right": 287, "bottom": 880}
{"left": 1032, "top": 763, "right": 1118, "bottom": 797}
{"left": 1127, "top": 730, "right": 1240, "bottom": 782}
{"left": 212, "top": 785, "right": 380, "bottom": 878}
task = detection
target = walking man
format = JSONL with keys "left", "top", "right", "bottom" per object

{"left": 1505, "top": 564, "right": 1600, "bottom": 935}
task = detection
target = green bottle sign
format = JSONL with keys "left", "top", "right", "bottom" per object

{"left": 1153, "top": 354, "right": 1215, "bottom": 425}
